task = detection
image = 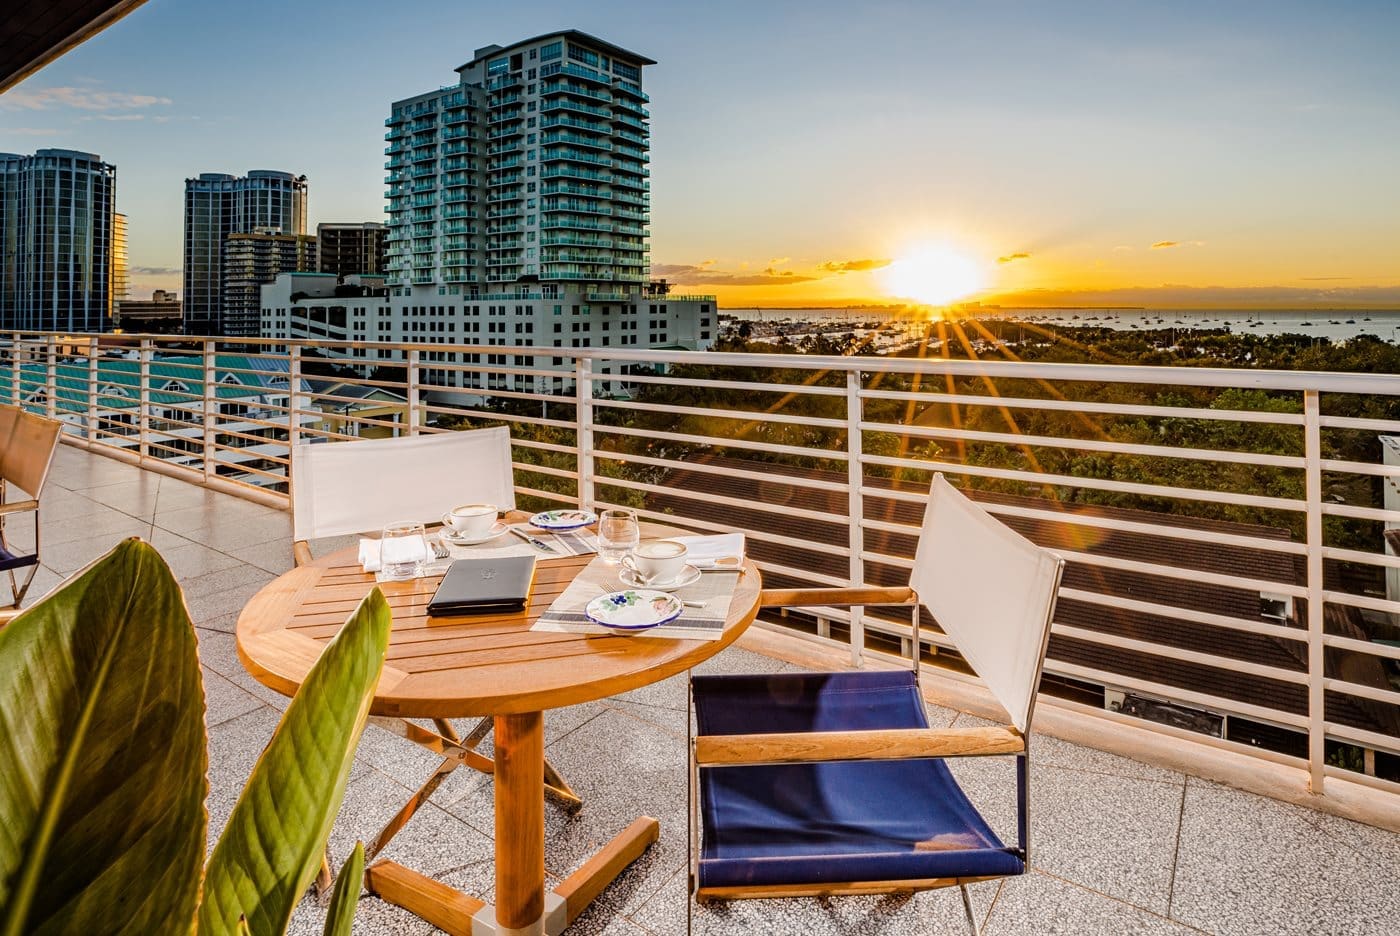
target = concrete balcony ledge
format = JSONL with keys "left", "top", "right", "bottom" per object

{"left": 16, "top": 446, "right": 1400, "bottom": 935}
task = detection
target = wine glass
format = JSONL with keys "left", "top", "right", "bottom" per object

{"left": 597, "top": 509, "right": 640, "bottom": 565}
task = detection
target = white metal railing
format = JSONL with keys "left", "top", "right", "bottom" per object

{"left": 4, "top": 329, "right": 1400, "bottom": 801}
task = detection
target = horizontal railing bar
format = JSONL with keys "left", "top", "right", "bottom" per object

{"left": 588, "top": 498, "right": 854, "bottom": 563}
{"left": 858, "top": 456, "right": 1306, "bottom": 513}
{"left": 1320, "top": 545, "right": 1400, "bottom": 570}
{"left": 1322, "top": 677, "right": 1400, "bottom": 708}
{"left": 603, "top": 370, "right": 847, "bottom": 397}
{"left": 513, "top": 484, "right": 575, "bottom": 504}
{"left": 1318, "top": 414, "right": 1400, "bottom": 433}
{"left": 595, "top": 422, "right": 847, "bottom": 460}
{"left": 588, "top": 448, "right": 852, "bottom": 494}
{"left": 861, "top": 419, "right": 1306, "bottom": 469}
{"left": 1321, "top": 501, "right": 1400, "bottom": 523}
{"left": 597, "top": 397, "right": 848, "bottom": 429}
{"left": 512, "top": 462, "right": 578, "bottom": 480}
{"left": 1318, "top": 458, "right": 1400, "bottom": 478}
{"left": 1325, "top": 724, "right": 1400, "bottom": 756}
{"left": 1051, "top": 547, "right": 1306, "bottom": 599}
{"left": 1056, "top": 586, "right": 1306, "bottom": 642}
{"left": 858, "top": 387, "right": 1308, "bottom": 426}
{"left": 1045, "top": 660, "right": 1309, "bottom": 729}
{"left": 859, "top": 504, "right": 1308, "bottom": 557}
{"left": 1052, "top": 623, "right": 1308, "bottom": 685}
{"left": 1322, "top": 633, "right": 1400, "bottom": 662}
{"left": 1320, "top": 590, "right": 1400, "bottom": 615}
{"left": 594, "top": 473, "right": 852, "bottom": 525}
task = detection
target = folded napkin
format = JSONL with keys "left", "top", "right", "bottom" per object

{"left": 531, "top": 556, "right": 740, "bottom": 641}
{"left": 358, "top": 536, "right": 431, "bottom": 575}
{"left": 667, "top": 533, "right": 745, "bottom": 570}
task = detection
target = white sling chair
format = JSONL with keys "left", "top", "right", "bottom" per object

{"left": 290, "top": 425, "right": 517, "bottom": 564}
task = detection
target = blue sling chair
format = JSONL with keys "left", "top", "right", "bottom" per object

{"left": 688, "top": 474, "right": 1064, "bottom": 934}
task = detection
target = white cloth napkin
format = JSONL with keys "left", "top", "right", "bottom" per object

{"left": 668, "top": 533, "right": 745, "bottom": 570}
{"left": 357, "top": 536, "right": 430, "bottom": 574}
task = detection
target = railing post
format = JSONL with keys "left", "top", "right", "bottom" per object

{"left": 287, "top": 344, "right": 302, "bottom": 491}
{"left": 44, "top": 335, "right": 57, "bottom": 420}
{"left": 202, "top": 342, "right": 216, "bottom": 482}
{"left": 406, "top": 348, "right": 420, "bottom": 436}
{"left": 1303, "top": 388, "right": 1325, "bottom": 794}
{"left": 576, "top": 355, "right": 594, "bottom": 510}
{"left": 847, "top": 367, "right": 865, "bottom": 667}
{"left": 86, "top": 336, "right": 99, "bottom": 444}
{"left": 8, "top": 335, "right": 19, "bottom": 406}
{"left": 138, "top": 339, "right": 151, "bottom": 460}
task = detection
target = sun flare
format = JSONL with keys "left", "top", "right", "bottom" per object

{"left": 880, "top": 245, "right": 987, "bottom": 307}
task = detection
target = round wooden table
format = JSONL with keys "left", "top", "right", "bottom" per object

{"left": 236, "top": 522, "right": 761, "bottom": 936}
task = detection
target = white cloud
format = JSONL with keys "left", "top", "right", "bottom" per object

{"left": 2, "top": 127, "right": 60, "bottom": 136}
{"left": 2, "top": 86, "right": 172, "bottom": 112}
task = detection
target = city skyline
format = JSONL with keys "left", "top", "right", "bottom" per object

{"left": 2, "top": 0, "right": 1398, "bottom": 309}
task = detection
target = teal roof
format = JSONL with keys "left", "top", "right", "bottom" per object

{"left": 0, "top": 353, "right": 297, "bottom": 414}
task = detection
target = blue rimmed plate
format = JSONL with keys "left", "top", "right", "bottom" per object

{"left": 585, "top": 589, "right": 684, "bottom": 632}
{"left": 529, "top": 509, "right": 597, "bottom": 531}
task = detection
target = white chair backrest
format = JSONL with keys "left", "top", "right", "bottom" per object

{"left": 908, "top": 475, "right": 1063, "bottom": 733}
{"left": 291, "top": 426, "right": 517, "bottom": 542}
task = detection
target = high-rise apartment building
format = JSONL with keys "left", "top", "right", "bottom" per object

{"left": 222, "top": 229, "right": 317, "bottom": 336}
{"left": 261, "top": 31, "right": 713, "bottom": 400}
{"left": 184, "top": 170, "right": 307, "bottom": 335}
{"left": 383, "top": 31, "right": 653, "bottom": 292}
{"left": 110, "top": 211, "right": 128, "bottom": 310}
{"left": 0, "top": 149, "right": 116, "bottom": 332}
{"left": 317, "top": 222, "right": 387, "bottom": 278}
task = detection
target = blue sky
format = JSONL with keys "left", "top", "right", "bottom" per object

{"left": 3, "top": 0, "right": 1398, "bottom": 306}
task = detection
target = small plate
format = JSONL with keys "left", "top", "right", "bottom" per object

{"left": 440, "top": 522, "right": 510, "bottom": 546}
{"left": 585, "top": 589, "right": 684, "bottom": 631}
{"left": 529, "top": 509, "right": 597, "bottom": 531}
{"left": 618, "top": 563, "right": 702, "bottom": 592}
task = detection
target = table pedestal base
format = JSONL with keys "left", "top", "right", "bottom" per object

{"left": 366, "top": 816, "right": 660, "bottom": 935}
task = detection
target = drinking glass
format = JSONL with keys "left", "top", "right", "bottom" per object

{"left": 597, "top": 508, "right": 640, "bottom": 565}
{"left": 380, "top": 521, "right": 428, "bottom": 580}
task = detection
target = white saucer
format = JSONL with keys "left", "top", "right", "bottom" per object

{"left": 440, "top": 522, "right": 510, "bottom": 546}
{"left": 618, "top": 564, "right": 701, "bottom": 592}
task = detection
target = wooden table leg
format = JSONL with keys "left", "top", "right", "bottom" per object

{"left": 496, "top": 711, "right": 546, "bottom": 934}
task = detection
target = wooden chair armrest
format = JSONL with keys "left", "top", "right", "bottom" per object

{"left": 0, "top": 607, "right": 22, "bottom": 628}
{"left": 694, "top": 725, "right": 1024, "bottom": 767}
{"left": 0, "top": 499, "right": 38, "bottom": 517}
{"left": 293, "top": 540, "right": 314, "bottom": 567}
{"left": 758, "top": 586, "right": 915, "bottom": 610}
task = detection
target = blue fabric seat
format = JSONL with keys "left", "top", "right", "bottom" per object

{"left": 693, "top": 670, "right": 1022, "bottom": 890}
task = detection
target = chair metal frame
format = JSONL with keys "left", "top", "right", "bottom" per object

{"left": 686, "top": 481, "right": 1063, "bottom": 935}
{"left": 0, "top": 405, "right": 62, "bottom": 608}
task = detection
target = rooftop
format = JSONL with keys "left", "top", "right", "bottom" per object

{"left": 18, "top": 443, "right": 1400, "bottom": 936}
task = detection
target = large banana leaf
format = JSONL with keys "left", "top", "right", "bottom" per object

{"left": 322, "top": 842, "right": 364, "bottom": 936}
{"left": 198, "top": 588, "right": 391, "bottom": 936}
{"left": 0, "top": 539, "right": 207, "bottom": 936}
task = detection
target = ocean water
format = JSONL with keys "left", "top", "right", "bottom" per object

{"left": 723, "top": 307, "right": 1400, "bottom": 344}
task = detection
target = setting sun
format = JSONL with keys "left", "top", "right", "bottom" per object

{"left": 879, "top": 245, "right": 987, "bottom": 307}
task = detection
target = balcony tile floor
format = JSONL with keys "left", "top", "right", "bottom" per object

{"left": 15, "top": 446, "right": 1400, "bottom": 935}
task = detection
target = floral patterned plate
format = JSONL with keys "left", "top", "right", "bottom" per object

{"left": 528, "top": 509, "right": 598, "bottom": 531}
{"left": 585, "top": 589, "right": 685, "bottom": 631}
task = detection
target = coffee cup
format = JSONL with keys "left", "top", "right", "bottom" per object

{"left": 624, "top": 539, "right": 688, "bottom": 585}
{"left": 444, "top": 503, "right": 498, "bottom": 539}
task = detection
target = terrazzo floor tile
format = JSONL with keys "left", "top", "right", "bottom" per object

{"left": 205, "top": 707, "right": 282, "bottom": 846}
{"left": 1170, "top": 778, "right": 1400, "bottom": 936}
{"left": 202, "top": 666, "right": 266, "bottom": 728}
{"left": 983, "top": 870, "right": 1200, "bottom": 936}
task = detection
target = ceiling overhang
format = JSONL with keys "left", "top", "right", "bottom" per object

{"left": 1, "top": 0, "right": 149, "bottom": 94}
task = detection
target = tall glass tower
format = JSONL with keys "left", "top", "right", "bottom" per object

{"left": 183, "top": 170, "right": 307, "bottom": 335}
{"left": 0, "top": 149, "right": 116, "bottom": 332}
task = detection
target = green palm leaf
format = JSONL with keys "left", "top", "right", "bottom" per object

{"left": 198, "top": 588, "right": 391, "bottom": 936}
{"left": 322, "top": 842, "right": 364, "bottom": 936}
{"left": 0, "top": 539, "right": 206, "bottom": 936}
